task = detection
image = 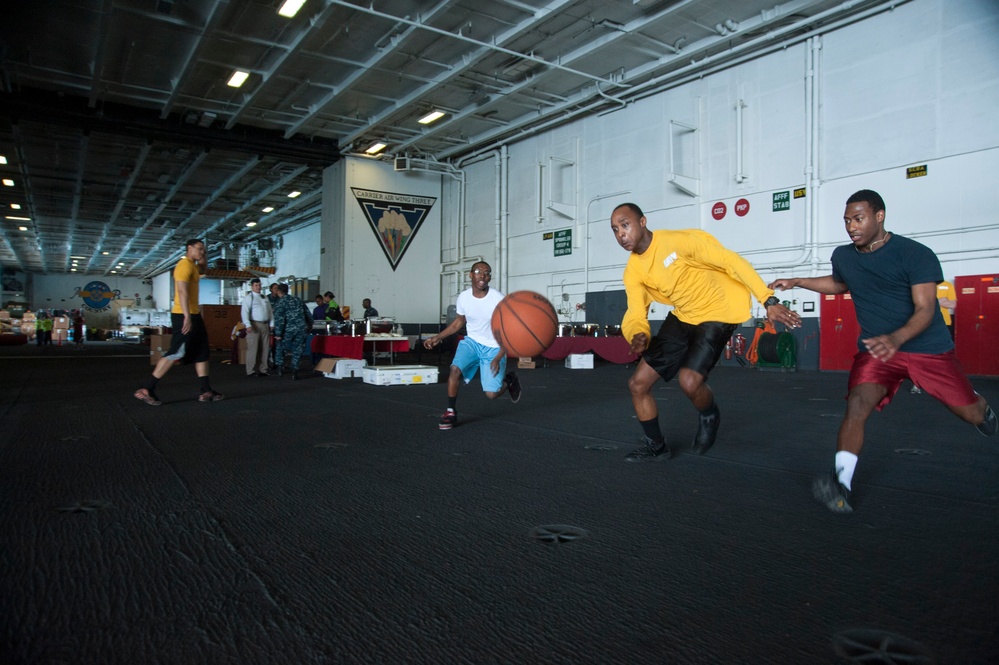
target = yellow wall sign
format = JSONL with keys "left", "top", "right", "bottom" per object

{"left": 793, "top": 188, "right": 806, "bottom": 199}
{"left": 543, "top": 232, "right": 554, "bottom": 240}
{"left": 906, "top": 165, "right": 927, "bottom": 179}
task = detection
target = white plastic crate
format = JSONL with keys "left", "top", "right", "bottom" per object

{"left": 362, "top": 365, "right": 439, "bottom": 386}
{"left": 565, "top": 353, "right": 594, "bottom": 369}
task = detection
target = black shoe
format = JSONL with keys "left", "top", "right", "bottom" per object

{"left": 276, "top": 365, "right": 284, "bottom": 377}
{"left": 977, "top": 405, "right": 997, "bottom": 437}
{"left": 505, "top": 371, "right": 522, "bottom": 404}
{"left": 812, "top": 471, "right": 853, "bottom": 513}
{"left": 624, "top": 436, "right": 673, "bottom": 462}
{"left": 439, "top": 409, "right": 457, "bottom": 431}
{"left": 292, "top": 370, "right": 299, "bottom": 381}
{"left": 691, "top": 404, "right": 720, "bottom": 454}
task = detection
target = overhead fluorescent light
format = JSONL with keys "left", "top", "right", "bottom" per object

{"left": 0, "top": 155, "right": 7, "bottom": 164}
{"left": 262, "top": 206, "right": 274, "bottom": 213}
{"left": 18, "top": 226, "right": 28, "bottom": 231}
{"left": 246, "top": 221, "right": 257, "bottom": 227}
{"left": 102, "top": 251, "right": 109, "bottom": 255}
{"left": 227, "top": 70, "right": 249, "bottom": 88}
{"left": 418, "top": 110, "right": 446, "bottom": 125}
{"left": 277, "top": 0, "right": 307, "bottom": 18}
{"left": 365, "top": 142, "right": 387, "bottom": 155}
{"left": 71, "top": 268, "right": 77, "bottom": 272}
{"left": 11, "top": 203, "right": 21, "bottom": 209}
{"left": 2, "top": 179, "right": 14, "bottom": 186}
{"left": 5, "top": 215, "right": 30, "bottom": 221}
{"left": 287, "top": 191, "right": 301, "bottom": 198}
{"left": 70, "top": 255, "right": 85, "bottom": 259}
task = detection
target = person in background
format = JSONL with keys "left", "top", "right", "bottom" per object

{"left": 769, "top": 189, "right": 996, "bottom": 513}
{"left": 240, "top": 278, "right": 273, "bottom": 377}
{"left": 272, "top": 283, "right": 311, "bottom": 380}
{"left": 134, "top": 239, "right": 223, "bottom": 405}
{"left": 72, "top": 309, "right": 85, "bottom": 350}
{"left": 362, "top": 298, "right": 379, "bottom": 319}
{"left": 313, "top": 295, "right": 328, "bottom": 321}
{"left": 323, "top": 292, "right": 343, "bottom": 322}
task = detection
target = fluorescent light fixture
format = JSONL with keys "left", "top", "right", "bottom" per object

{"left": 102, "top": 251, "right": 109, "bottom": 255}
{"left": 418, "top": 110, "right": 445, "bottom": 124}
{"left": 18, "top": 226, "right": 28, "bottom": 231}
{"left": 11, "top": 203, "right": 21, "bottom": 209}
{"left": 0, "top": 155, "right": 6, "bottom": 164}
{"left": 365, "top": 142, "right": 387, "bottom": 155}
{"left": 287, "top": 190, "right": 301, "bottom": 198}
{"left": 227, "top": 70, "right": 249, "bottom": 88}
{"left": 246, "top": 221, "right": 257, "bottom": 227}
{"left": 262, "top": 206, "right": 274, "bottom": 213}
{"left": 277, "top": 0, "right": 307, "bottom": 17}
{"left": 5, "top": 215, "right": 30, "bottom": 221}
{"left": 110, "top": 270, "right": 117, "bottom": 274}
{"left": 2, "top": 179, "right": 13, "bottom": 186}
{"left": 70, "top": 255, "right": 85, "bottom": 259}
{"left": 71, "top": 268, "right": 77, "bottom": 272}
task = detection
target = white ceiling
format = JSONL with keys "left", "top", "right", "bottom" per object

{"left": 0, "top": 0, "right": 898, "bottom": 278}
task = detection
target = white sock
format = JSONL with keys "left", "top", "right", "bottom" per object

{"left": 835, "top": 451, "right": 858, "bottom": 490}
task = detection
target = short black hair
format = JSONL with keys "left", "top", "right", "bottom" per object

{"left": 277, "top": 283, "right": 290, "bottom": 295}
{"left": 613, "top": 202, "right": 644, "bottom": 218}
{"left": 249, "top": 278, "right": 261, "bottom": 284}
{"left": 186, "top": 238, "right": 204, "bottom": 249}
{"left": 324, "top": 291, "right": 335, "bottom": 299}
{"left": 470, "top": 261, "right": 491, "bottom": 273}
{"left": 846, "top": 190, "right": 886, "bottom": 215}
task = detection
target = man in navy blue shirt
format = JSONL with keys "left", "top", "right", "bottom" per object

{"left": 770, "top": 189, "right": 996, "bottom": 513}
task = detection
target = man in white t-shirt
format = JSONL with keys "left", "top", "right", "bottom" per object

{"left": 423, "top": 261, "right": 523, "bottom": 430}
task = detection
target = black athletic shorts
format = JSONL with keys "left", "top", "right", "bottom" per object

{"left": 164, "top": 313, "right": 210, "bottom": 364}
{"left": 642, "top": 312, "right": 738, "bottom": 382}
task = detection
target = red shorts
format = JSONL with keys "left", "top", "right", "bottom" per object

{"left": 847, "top": 349, "right": 978, "bottom": 411}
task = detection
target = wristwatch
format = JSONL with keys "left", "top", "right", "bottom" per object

{"left": 764, "top": 296, "right": 781, "bottom": 308}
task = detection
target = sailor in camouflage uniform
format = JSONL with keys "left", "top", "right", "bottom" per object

{"left": 272, "top": 283, "right": 312, "bottom": 380}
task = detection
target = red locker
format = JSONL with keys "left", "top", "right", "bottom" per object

{"left": 820, "top": 293, "right": 861, "bottom": 371}
{"left": 954, "top": 274, "right": 999, "bottom": 376}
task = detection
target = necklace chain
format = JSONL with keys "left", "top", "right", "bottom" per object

{"left": 857, "top": 231, "right": 891, "bottom": 253}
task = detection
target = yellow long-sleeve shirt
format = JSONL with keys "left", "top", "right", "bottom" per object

{"left": 621, "top": 229, "right": 774, "bottom": 342}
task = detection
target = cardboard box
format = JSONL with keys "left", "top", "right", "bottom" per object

{"left": 362, "top": 365, "right": 438, "bottom": 386}
{"left": 565, "top": 353, "right": 594, "bottom": 369}
{"left": 150, "top": 334, "right": 172, "bottom": 365}
{"left": 53, "top": 316, "right": 70, "bottom": 329}
{"left": 0, "top": 310, "right": 9, "bottom": 320}
{"left": 316, "top": 357, "right": 367, "bottom": 379}
{"left": 517, "top": 358, "right": 536, "bottom": 369}
{"left": 52, "top": 328, "right": 69, "bottom": 343}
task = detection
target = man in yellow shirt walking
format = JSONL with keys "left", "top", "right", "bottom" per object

{"left": 611, "top": 203, "right": 800, "bottom": 461}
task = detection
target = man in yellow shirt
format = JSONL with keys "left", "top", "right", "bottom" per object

{"left": 611, "top": 203, "right": 801, "bottom": 461}
{"left": 134, "top": 239, "right": 223, "bottom": 405}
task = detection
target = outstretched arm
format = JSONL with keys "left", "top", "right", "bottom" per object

{"left": 769, "top": 275, "right": 848, "bottom": 295}
{"left": 424, "top": 314, "right": 467, "bottom": 349}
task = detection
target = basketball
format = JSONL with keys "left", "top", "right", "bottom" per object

{"left": 491, "top": 291, "right": 558, "bottom": 357}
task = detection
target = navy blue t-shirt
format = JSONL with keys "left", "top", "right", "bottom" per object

{"left": 830, "top": 234, "right": 952, "bottom": 354}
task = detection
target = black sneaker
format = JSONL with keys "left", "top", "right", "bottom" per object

{"left": 505, "top": 372, "right": 522, "bottom": 404}
{"left": 439, "top": 409, "right": 457, "bottom": 431}
{"left": 624, "top": 436, "right": 673, "bottom": 462}
{"left": 691, "top": 404, "right": 720, "bottom": 454}
{"left": 977, "top": 405, "right": 997, "bottom": 437}
{"left": 812, "top": 471, "right": 853, "bottom": 513}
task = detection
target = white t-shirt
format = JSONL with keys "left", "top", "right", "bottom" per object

{"left": 456, "top": 287, "right": 505, "bottom": 347}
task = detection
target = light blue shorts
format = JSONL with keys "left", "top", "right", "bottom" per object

{"left": 452, "top": 337, "right": 507, "bottom": 392}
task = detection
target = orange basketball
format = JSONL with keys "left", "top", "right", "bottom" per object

{"left": 491, "top": 291, "right": 558, "bottom": 357}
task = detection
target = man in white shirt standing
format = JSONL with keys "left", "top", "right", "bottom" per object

{"left": 241, "top": 278, "right": 273, "bottom": 377}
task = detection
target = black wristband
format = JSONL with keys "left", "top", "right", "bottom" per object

{"left": 764, "top": 296, "right": 781, "bottom": 308}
